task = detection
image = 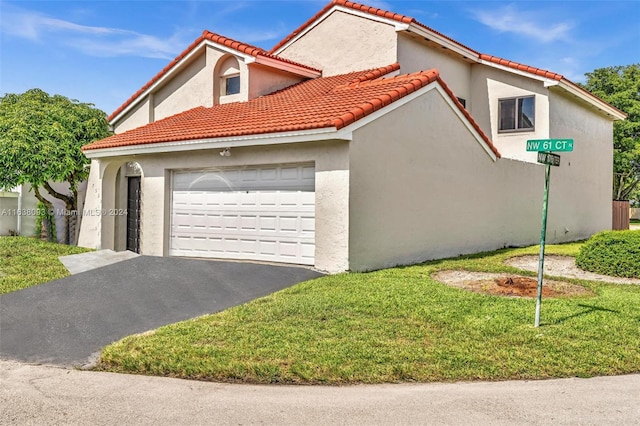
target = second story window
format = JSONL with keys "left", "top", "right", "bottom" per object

{"left": 224, "top": 75, "right": 240, "bottom": 95}
{"left": 499, "top": 95, "right": 535, "bottom": 132}
{"left": 217, "top": 56, "right": 241, "bottom": 102}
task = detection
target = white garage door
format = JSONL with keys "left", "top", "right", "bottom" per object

{"left": 170, "top": 163, "right": 315, "bottom": 265}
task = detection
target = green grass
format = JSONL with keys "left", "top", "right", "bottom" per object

{"left": 97, "top": 242, "right": 640, "bottom": 384}
{"left": 576, "top": 230, "right": 640, "bottom": 278}
{"left": 0, "top": 236, "right": 91, "bottom": 294}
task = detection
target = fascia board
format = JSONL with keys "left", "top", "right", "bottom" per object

{"left": 110, "top": 40, "right": 256, "bottom": 125}
{"left": 272, "top": 5, "right": 405, "bottom": 55}
{"left": 83, "top": 128, "right": 352, "bottom": 158}
{"left": 340, "top": 81, "right": 498, "bottom": 162}
{"left": 477, "top": 58, "right": 555, "bottom": 85}
{"left": 407, "top": 23, "right": 478, "bottom": 61}
{"left": 554, "top": 81, "right": 627, "bottom": 120}
{"left": 253, "top": 56, "right": 321, "bottom": 78}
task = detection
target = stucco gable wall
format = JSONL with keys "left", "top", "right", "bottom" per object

{"left": 277, "top": 10, "right": 397, "bottom": 76}
{"left": 347, "top": 87, "right": 605, "bottom": 272}
{"left": 470, "top": 64, "right": 550, "bottom": 163}
{"left": 397, "top": 33, "right": 471, "bottom": 105}
{"left": 113, "top": 98, "right": 150, "bottom": 134}
{"left": 152, "top": 49, "right": 217, "bottom": 121}
{"left": 248, "top": 64, "right": 306, "bottom": 100}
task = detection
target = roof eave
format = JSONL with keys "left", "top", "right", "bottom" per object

{"left": 82, "top": 127, "right": 352, "bottom": 158}
{"left": 253, "top": 55, "right": 321, "bottom": 78}
{"left": 271, "top": 4, "right": 410, "bottom": 56}
{"left": 404, "top": 23, "right": 478, "bottom": 62}
{"left": 109, "top": 40, "right": 211, "bottom": 125}
{"left": 554, "top": 80, "right": 627, "bottom": 121}
{"left": 110, "top": 40, "right": 320, "bottom": 126}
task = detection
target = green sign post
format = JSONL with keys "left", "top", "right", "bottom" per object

{"left": 529, "top": 139, "right": 573, "bottom": 327}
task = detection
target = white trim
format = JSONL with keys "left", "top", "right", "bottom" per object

{"left": 406, "top": 23, "right": 478, "bottom": 61}
{"left": 554, "top": 81, "right": 627, "bottom": 120}
{"left": 88, "top": 80, "right": 498, "bottom": 162}
{"left": 84, "top": 128, "right": 352, "bottom": 158}
{"left": 271, "top": 5, "right": 405, "bottom": 55}
{"left": 341, "top": 82, "right": 497, "bottom": 161}
{"left": 435, "top": 85, "right": 498, "bottom": 161}
{"left": 477, "top": 58, "right": 556, "bottom": 85}
{"left": 254, "top": 55, "right": 320, "bottom": 78}
{"left": 109, "top": 41, "right": 209, "bottom": 125}
{"left": 110, "top": 39, "right": 320, "bottom": 125}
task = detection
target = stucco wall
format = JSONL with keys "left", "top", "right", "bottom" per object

{"left": 0, "top": 186, "right": 38, "bottom": 237}
{"left": 277, "top": 10, "right": 397, "bottom": 76}
{"left": 112, "top": 47, "right": 239, "bottom": 133}
{"left": 154, "top": 48, "right": 217, "bottom": 121}
{"left": 397, "top": 33, "right": 471, "bottom": 104}
{"left": 248, "top": 64, "right": 306, "bottom": 100}
{"left": 548, "top": 88, "right": 613, "bottom": 233}
{"left": 79, "top": 141, "right": 351, "bottom": 273}
{"left": 470, "top": 64, "right": 550, "bottom": 163}
{"left": 348, "top": 86, "right": 609, "bottom": 271}
{"left": 113, "top": 98, "right": 150, "bottom": 134}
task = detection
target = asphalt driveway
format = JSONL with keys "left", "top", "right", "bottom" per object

{"left": 0, "top": 256, "right": 322, "bottom": 366}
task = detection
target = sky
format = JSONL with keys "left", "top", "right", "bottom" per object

{"left": 1, "top": 0, "right": 639, "bottom": 115}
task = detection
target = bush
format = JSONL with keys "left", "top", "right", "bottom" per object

{"left": 576, "top": 230, "right": 640, "bottom": 278}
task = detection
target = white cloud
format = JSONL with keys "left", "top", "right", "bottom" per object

{"left": 0, "top": 4, "right": 188, "bottom": 59}
{"left": 470, "top": 4, "right": 573, "bottom": 43}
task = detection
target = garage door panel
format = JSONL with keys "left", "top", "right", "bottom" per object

{"left": 171, "top": 164, "right": 315, "bottom": 265}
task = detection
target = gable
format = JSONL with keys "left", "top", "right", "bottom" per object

{"left": 110, "top": 32, "right": 321, "bottom": 134}
{"left": 83, "top": 64, "right": 499, "bottom": 162}
{"left": 276, "top": 9, "right": 398, "bottom": 76}
{"left": 272, "top": 0, "right": 625, "bottom": 121}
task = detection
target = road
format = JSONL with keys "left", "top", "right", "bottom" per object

{"left": 2, "top": 360, "right": 639, "bottom": 425}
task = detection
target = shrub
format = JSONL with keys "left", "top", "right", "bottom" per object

{"left": 576, "top": 230, "right": 640, "bottom": 278}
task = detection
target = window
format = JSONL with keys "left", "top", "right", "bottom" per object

{"left": 224, "top": 75, "right": 240, "bottom": 96}
{"left": 499, "top": 96, "right": 534, "bottom": 132}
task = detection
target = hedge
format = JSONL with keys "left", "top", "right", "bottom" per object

{"left": 575, "top": 230, "right": 640, "bottom": 278}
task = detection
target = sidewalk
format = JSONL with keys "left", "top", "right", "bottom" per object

{"left": 2, "top": 360, "right": 639, "bottom": 425}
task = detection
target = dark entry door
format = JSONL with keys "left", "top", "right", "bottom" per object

{"left": 126, "top": 177, "right": 141, "bottom": 253}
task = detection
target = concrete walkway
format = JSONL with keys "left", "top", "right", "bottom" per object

{"left": 59, "top": 249, "right": 140, "bottom": 274}
{"left": 1, "top": 360, "right": 638, "bottom": 425}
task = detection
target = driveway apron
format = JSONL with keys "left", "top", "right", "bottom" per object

{"left": 0, "top": 256, "right": 322, "bottom": 366}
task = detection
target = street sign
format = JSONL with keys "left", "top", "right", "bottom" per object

{"left": 537, "top": 152, "right": 561, "bottom": 167}
{"left": 532, "top": 138, "right": 573, "bottom": 327}
{"left": 526, "top": 139, "right": 574, "bottom": 152}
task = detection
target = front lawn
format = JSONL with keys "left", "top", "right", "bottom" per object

{"left": 97, "top": 243, "right": 640, "bottom": 384}
{"left": 0, "top": 236, "right": 91, "bottom": 294}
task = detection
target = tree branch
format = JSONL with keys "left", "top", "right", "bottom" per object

{"left": 42, "top": 181, "right": 74, "bottom": 208}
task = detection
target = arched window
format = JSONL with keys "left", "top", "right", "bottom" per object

{"left": 219, "top": 56, "right": 240, "bottom": 96}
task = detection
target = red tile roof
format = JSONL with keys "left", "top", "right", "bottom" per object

{"left": 84, "top": 63, "right": 499, "bottom": 158}
{"left": 478, "top": 54, "right": 563, "bottom": 81}
{"left": 107, "top": 31, "right": 321, "bottom": 122}
{"left": 271, "top": 0, "right": 615, "bottom": 111}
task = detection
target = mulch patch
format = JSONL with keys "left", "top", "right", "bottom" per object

{"left": 432, "top": 271, "right": 594, "bottom": 299}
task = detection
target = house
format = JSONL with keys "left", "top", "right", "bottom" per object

{"left": 0, "top": 182, "right": 87, "bottom": 242}
{"left": 0, "top": 185, "right": 37, "bottom": 237}
{"left": 78, "top": 0, "right": 626, "bottom": 273}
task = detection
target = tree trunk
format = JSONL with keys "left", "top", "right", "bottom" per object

{"left": 33, "top": 186, "right": 56, "bottom": 242}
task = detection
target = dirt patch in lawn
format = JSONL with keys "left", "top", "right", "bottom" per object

{"left": 432, "top": 271, "right": 594, "bottom": 298}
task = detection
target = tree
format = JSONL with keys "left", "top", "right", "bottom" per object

{"left": 0, "top": 89, "right": 111, "bottom": 243}
{"left": 581, "top": 64, "right": 640, "bottom": 200}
